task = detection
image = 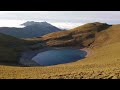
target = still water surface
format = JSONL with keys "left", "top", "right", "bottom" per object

{"left": 32, "top": 48, "right": 87, "bottom": 66}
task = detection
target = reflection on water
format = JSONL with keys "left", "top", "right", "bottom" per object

{"left": 32, "top": 48, "right": 87, "bottom": 66}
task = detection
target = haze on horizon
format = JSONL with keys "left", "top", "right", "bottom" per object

{"left": 0, "top": 11, "right": 120, "bottom": 29}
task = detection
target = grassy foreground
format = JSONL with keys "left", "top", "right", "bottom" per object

{"left": 0, "top": 42, "right": 120, "bottom": 79}
{"left": 0, "top": 22, "right": 120, "bottom": 79}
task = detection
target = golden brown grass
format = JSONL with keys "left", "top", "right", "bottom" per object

{"left": 0, "top": 42, "right": 120, "bottom": 79}
{"left": 41, "top": 22, "right": 111, "bottom": 47}
{"left": 91, "top": 24, "right": 120, "bottom": 48}
{"left": 0, "top": 22, "right": 120, "bottom": 79}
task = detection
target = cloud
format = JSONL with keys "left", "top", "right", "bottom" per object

{"left": 0, "top": 11, "right": 120, "bottom": 28}
{"left": 51, "top": 22, "right": 85, "bottom": 29}
{"left": 0, "top": 11, "right": 120, "bottom": 21}
{"left": 0, "top": 20, "right": 25, "bottom": 27}
{"left": 0, "top": 19, "right": 85, "bottom": 29}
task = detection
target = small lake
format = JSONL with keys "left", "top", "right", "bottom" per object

{"left": 32, "top": 48, "right": 87, "bottom": 66}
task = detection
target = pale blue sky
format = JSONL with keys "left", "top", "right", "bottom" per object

{"left": 0, "top": 11, "right": 119, "bottom": 29}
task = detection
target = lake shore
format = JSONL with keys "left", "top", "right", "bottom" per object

{"left": 19, "top": 47, "right": 55, "bottom": 66}
{"left": 19, "top": 46, "right": 89, "bottom": 66}
{"left": 80, "top": 48, "right": 93, "bottom": 57}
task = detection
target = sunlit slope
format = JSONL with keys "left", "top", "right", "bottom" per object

{"left": 41, "top": 22, "right": 111, "bottom": 47}
{"left": 1, "top": 22, "right": 120, "bottom": 79}
{"left": 91, "top": 24, "right": 120, "bottom": 48}
{"left": 0, "top": 42, "right": 120, "bottom": 79}
{"left": 41, "top": 23, "right": 120, "bottom": 50}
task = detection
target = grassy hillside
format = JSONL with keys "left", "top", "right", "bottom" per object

{"left": 0, "top": 22, "right": 120, "bottom": 79}
{"left": 0, "top": 33, "right": 27, "bottom": 64}
{"left": 0, "top": 33, "right": 43, "bottom": 64}
{"left": 91, "top": 24, "right": 120, "bottom": 48}
{"left": 0, "top": 42, "right": 120, "bottom": 79}
{"left": 41, "top": 22, "right": 111, "bottom": 47}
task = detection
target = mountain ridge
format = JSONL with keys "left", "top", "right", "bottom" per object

{"left": 0, "top": 21, "right": 61, "bottom": 38}
{"left": 41, "top": 22, "right": 112, "bottom": 48}
{"left": 1, "top": 22, "right": 120, "bottom": 79}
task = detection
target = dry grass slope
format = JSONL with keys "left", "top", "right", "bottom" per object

{"left": 91, "top": 24, "right": 120, "bottom": 48}
{"left": 0, "top": 42, "right": 120, "bottom": 79}
{"left": 41, "top": 22, "right": 111, "bottom": 47}
{"left": 0, "top": 22, "right": 120, "bottom": 79}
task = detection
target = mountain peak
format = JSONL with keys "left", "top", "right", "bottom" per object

{"left": 21, "top": 21, "right": 51, "bottom": 27}
{"left": 0, "top": 21, "right": 61, "bottom": 38}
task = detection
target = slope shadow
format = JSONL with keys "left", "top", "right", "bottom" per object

{"left": 0, "top": 62, "right": 23, "bottom": 67}
{"left": 0, "top": 48, "right": 87, "bottom": 67}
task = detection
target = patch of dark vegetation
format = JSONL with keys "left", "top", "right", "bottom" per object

{"left": 0, "top": 33, "right": 44, "bottom": 66}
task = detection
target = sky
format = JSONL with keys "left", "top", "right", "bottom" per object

{"left": 0, "top": 11, "right": 120, "bottom": 29}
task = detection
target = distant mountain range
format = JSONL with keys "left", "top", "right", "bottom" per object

{"left": 0, "top": 21, "right": 61, "bottom": 38}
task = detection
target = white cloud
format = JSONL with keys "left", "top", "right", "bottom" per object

{"left": 51, "top": 22, "right": 85, "bottom": 29}
{"left": 0, "top": 20, "right": 25, "bottom": 27}
{"left": 0, "top": 20, "right": 84, "bottom": 29}
{"left": 0, "top": 11, "right": 120, "bottom": 28}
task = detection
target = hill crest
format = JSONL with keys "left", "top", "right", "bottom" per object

{"left": 41, "top": 22, "right": 116, "bottom": 48}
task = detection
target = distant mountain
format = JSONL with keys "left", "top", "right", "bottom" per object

{"left": 21, "top": 21, "right": 53, "bottom": 27}
{"left": 0, "top": 21, "right": 61, "bottom": 38}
